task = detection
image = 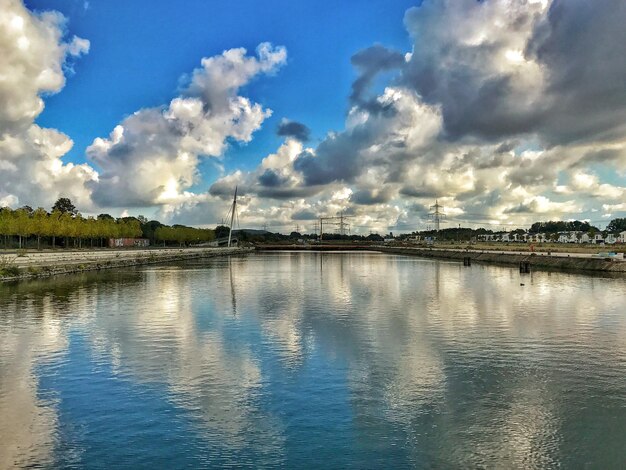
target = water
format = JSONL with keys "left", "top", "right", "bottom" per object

{"left": 1, "top": 252, "right": 625, "bottom": 468}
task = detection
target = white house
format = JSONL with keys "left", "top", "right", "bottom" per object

{"left": 558, "top": 233, "right": 570, "bottom": 243}
{"left": 569, "top": 232, "right": 581, "bottom": 243}
{"left": 593, "top": 233, "right": 605, "bottom": 244}
{"left": 618, "top": 231, "right": 626, "bottom": 243}
{"left": 528, "top": 233, "right": 547, "bottom": 243}
{"left": 580, "top": 233, "right": 591, "bottom": 244}
{"left": 605, "top": 233, "right": 617, "bottom": 244}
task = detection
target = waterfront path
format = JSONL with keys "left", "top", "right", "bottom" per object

{"left": 0, "top": 247, "right": 251, "bottom": 281}
{"left": 1, "top": 247, "right": 246, "bottom": 268}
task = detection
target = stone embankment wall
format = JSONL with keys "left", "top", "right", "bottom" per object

{"left": 376, "top": 247, "right": 626, "bottom": 273}
{"left": 0, "top": 247, "right": 252, "bottom": 282}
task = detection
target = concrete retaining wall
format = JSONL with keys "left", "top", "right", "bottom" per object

{"left": 376, "top": 247, "right": 626, "bottom": 273}
{"left": 0, "top": 247, "right": 252, "bottom": 282}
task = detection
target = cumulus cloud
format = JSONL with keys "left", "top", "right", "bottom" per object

{"left": 294, "top": 87, "right": 443, "bottom": 186}
{"left": 168, "top": 0, "right": 626, "bottom": 230}
{"left": 399, "top": 0, "right": 626, "bottom": 147}
{"left": 5, "top": 0, "right": 626, "bottom": 231}
{"left": 0, "top": 0, "right": 95, "bottom": 209}
{"left": 88, "top": 43, "right": 287, "bottom": 207}
{"left": 134, "top": 0, "right": 626, "bottom": 231}
{"left": 245, "top": 0, "right": 626, "bottom": 230}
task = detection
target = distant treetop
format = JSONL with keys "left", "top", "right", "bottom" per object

{"left": 52, "top": 198, "right": 77, "bottom": 215}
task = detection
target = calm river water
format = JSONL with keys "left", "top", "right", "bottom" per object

{"left": 1, "top": 252, "right": 625, "bottom": 468}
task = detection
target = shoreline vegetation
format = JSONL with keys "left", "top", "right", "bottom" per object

{"left": 0, "top": 198, "right": 216, "bottom": 251}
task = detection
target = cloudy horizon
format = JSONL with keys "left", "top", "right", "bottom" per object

{"left": 1, "top": 0, "right": 626, "bottom": 233}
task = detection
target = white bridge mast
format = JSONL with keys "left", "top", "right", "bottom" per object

{"left": 227, "top": 186, "right": 238, "bottom": 247}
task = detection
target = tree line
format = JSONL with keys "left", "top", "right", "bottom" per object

{"left": 0, "top": 206, "right": 142, "bottom": 249}
{"left": 0, "top": 198, "right": 214, "bottom": 249}
{"left": 154, "top": 225, "right": 215, "bottom": 246}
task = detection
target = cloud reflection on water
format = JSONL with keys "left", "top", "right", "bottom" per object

{"left": 1, "top": 254, "right": 625, "bottom": 467}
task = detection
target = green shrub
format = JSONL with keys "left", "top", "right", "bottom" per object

{"left": 0, "top": 265, "right": 20, "bottom": 277}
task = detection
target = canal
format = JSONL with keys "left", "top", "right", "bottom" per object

{"left": 1, "top": 251, "right": 625, "bottom": 468}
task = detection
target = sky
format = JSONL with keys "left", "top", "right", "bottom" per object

{"left": 1, "top": 0, "right": 626, "bottom": 233}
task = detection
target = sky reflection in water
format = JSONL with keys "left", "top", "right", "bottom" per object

{"left": 1, "top": 252, "right": 625, "bottom": 468}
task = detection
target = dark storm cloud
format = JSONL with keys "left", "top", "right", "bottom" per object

{"left": 258, "top": 169, "right": 286, "bottom": 187}
{"left": 293, "top": 127, "right": 371, "bottom": 186}
{"left": 504, "top": 203, "right": 539, "bottom": 214}
{"left": 399, "top": 186, "right": 440, "bottom": 199}
{"left": 407, "top": 202, "right": 429, "bottom": 213}
{"left": 256, "top": 186, "right": 322, "bottom": 199}
{"left": 291, "top": 209, "right": 318, "bottom": 220}
{"left": 350, "top": 187, "right": 395, "bottom": 205}
{"left": 570, "top": 147, "right": 625, "bottom": 168}
{"left": 209, "top": 180, "right": 239, "bottom": 198}
{"left": 528, "top": 0, "right": 626, "bottom": 145}
{"left": 277, "top": 119, "right": 311, "bottom": 142}
{"left": 350, "top": 44, "right": 405, "bottom": 107}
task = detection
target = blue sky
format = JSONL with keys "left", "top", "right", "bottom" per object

{"left": 3, "top": 0, "right": 626, "bottom": 232}
{"left": 27, "top": 0, "right": 417, "bottom": 187}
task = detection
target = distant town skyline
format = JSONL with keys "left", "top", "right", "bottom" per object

{"left": 2, "top": 0, "right": 626, "bottom": 234}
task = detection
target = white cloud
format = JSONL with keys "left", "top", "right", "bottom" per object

{"left": 4, "top": 0, "right": 626, "bottom": 232}
{"left": 88, "top": 43, "right": 287, "bottom": 208}
{"left": 0, "top": 0, "right": 95, "bottom": 209}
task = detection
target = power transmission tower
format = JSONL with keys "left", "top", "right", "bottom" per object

{"left": 319, "top": 214, "right": 354, "bottom": 240}
{"left": 429, "top": 200, "right": 446, "bottom": 232}
{"left": 338, "top": 212, "right": 351, "bottom": 236}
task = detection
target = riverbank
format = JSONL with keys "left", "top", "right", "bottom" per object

{"left": 375, "top": 246, "right": 626, "bottom": 273}
{"left": 0, "top": 247, "right": 252, "bottom": 282}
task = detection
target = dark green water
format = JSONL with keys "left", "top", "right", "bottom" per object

{"left": 1, "top": 252, "right": 625, "bottom": 468}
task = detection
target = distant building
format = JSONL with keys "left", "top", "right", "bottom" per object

{"left": 108, "top": 238, "right": 150, "bottom": 248}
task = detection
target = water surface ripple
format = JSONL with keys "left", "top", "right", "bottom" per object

{"left": 1, "top": 252, "right": 625, "bottom": 468}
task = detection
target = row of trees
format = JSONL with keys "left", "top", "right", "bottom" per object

{"left": 0, "top": 207, "right": 142, "bottom": 249}
{"left": 528, "top": 220, "right": 597, "bottom": 234}
{"left": 155, "top": 225, "right": 215, "bottom": 246}
{"left": 0, "top": 198, "right": 216, "bottom": 249}
{"left": 398, "top": 218, "right": 626, "bottom": 243}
